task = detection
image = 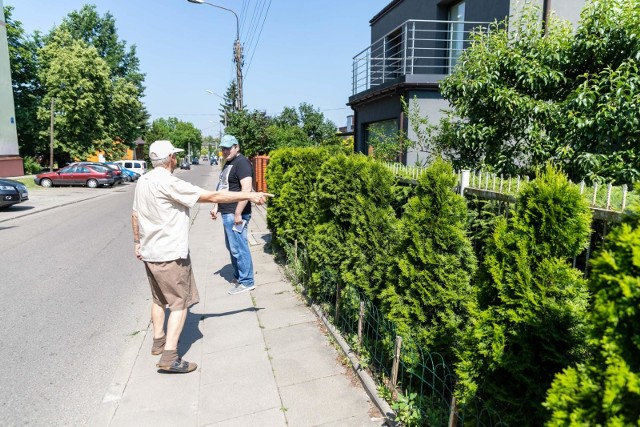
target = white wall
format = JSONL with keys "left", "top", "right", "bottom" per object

{"left": 0, "top": 0, "right": 19, "bottom": 157}
{"left": 509, "top": 0, "right": 586, "bottom": 28}
{"left": 405, "top": 95, "right": 449, "bottom": 166}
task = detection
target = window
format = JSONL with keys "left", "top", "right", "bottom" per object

{"left": 449, "top": 1, "right": 465, "bottom": 71}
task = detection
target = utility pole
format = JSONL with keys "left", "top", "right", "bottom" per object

{"left": 49, "top": 98, "right": 54, "bottom": 172}
{"left": 234, "top": 39, "right": 243, "bottom": 110}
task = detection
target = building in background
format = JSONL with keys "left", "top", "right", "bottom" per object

{"left": 348, "top": 0, "right": 586, "bottom": 165}
{"left": 0, "top": 0, "right": 23, "bottom": 177}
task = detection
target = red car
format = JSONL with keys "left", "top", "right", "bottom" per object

{"left": 34, "top": 164, "right": 115, "bottom": 188}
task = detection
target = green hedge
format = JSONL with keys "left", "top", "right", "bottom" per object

{"left": 265, "top": 150, "right": 617, "bottom": 425}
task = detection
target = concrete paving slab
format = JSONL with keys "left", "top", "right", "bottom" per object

{"left": 270, "top": 344, "right": 345, "bottom": 387}
{"left": 202, "top": 406, "right": 286, "bottom": 427}
{"left": 279, "top": 374, "right": 379, "bottom": 427}
{"left": 257, "top": 304, "right": 318, "bottom": 331}
{"left": 262, "top": 321, "right": 331, "bottom": 355}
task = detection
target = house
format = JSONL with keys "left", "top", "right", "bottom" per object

{"left": 348, "top": 0, "right": 586, "bottom": 165}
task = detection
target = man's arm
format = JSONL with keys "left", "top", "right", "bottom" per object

{"left": 197, "top": 190, "right": 272, "bottom": 205}
{"left": 233, "top": 176, "right": 253, "bottom": 224}
{"left": 131, "top": 211, "right": 142, "bottom": 260}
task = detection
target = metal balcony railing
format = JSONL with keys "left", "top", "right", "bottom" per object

{"left": 352, "top": 19, "right": 490, "bottom": 95}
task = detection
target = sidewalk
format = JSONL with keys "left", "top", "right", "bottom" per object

{"left": 93, "top": 201, "right": 389, "bottom": 426}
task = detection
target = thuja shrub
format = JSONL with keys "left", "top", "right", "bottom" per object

{"left": 265, "top": 147, "right": 341, "bottom": 246}
{"left": 380, "top": 159, "right": 477, "bottom": 365}
{"left": 457, "top": 165, "right": 592, "bottom": 426}
{"left": 545, "top": 204, "right": 640, "bottom": 426}
{"left": 306, "top": 154, "right": 398, "bottom": 300}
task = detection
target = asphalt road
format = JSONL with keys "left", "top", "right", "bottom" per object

{"left": 0, "top": 165, "right": 216, "bottom": 425}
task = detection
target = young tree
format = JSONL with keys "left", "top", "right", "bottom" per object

{"left": 37, "top": 30, "right": 112, "bottom": 164}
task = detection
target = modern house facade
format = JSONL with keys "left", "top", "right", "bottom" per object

{"left": 348, "top": 0, "right": 586, "bottom": 165}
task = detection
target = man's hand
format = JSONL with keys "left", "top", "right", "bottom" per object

{"left": 210, "top": 209, "right": 218, "bottom": 221}
{"left": 251, "top": 192, "right": 274, "bottom": 205}
{"left": 134, "top": 242, "right": 142, "bottom": 260}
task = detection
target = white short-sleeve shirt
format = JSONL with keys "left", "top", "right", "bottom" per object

{"left": 132, "top": 167, "right": 204, "bottom": 262}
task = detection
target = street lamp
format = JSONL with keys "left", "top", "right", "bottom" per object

{"left": 188, "top": 0, "right": 243, "bottom": 110}
{"left": 206, "top": 89, "right": 228, "bottom": 127}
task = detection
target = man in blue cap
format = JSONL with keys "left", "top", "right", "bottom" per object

{"left": 213, "top": 134, "right": 256, "bottom": 294}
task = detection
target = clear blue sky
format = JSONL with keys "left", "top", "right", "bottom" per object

{"left": 5, "top": 0, "right": 390, "bottom": 138}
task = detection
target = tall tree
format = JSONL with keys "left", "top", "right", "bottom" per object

{"left": 37, "top": 29, "right": 111, "bottom": 164}
{"left": 52, "top": 5, "right": 148, "bottom": 149}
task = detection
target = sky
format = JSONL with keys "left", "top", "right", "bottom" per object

{"left": 4, "top": 0, "right": 391, "bottom": 138}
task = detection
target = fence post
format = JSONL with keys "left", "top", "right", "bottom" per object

{"left": 622, "top": 184, "right": 628, "bottom": 210}
{"left": 335, "top": 280, "right": 341, "bottom": 323}
{"left": 358, "top": 301, "right": 365, "bottom": 349}
{"left": 606, "top": 183, "right": 612, "bottom": 210}
{"left": 448, "top": 394, "right": 458, "bottom": 427}
{"left": 391, "top": 336, "right": 403, "bottom": 389}
{"left": 460, "top": 170, "right": 470, "bottom": 196}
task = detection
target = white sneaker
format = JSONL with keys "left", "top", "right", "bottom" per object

{"left": 228, "top": 283, "right": 256, "bottom": 295}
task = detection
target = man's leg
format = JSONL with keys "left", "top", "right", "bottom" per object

{"left": 235, "top": 214, "right": 254, "bottom": 286}
{"left": 222, "top": 213, "right": 240, "bottom": 281}
{"left": 164, "top": 308, "right": 187, "bottom": 351}
{"left": 150, "top": 303, "right": 166, "bottom": 355}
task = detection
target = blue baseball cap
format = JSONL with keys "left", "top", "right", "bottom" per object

{"left": 220, "top": 135, "right": 239, "bottom": 148}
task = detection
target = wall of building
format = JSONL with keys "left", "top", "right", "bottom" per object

{"left": 509, "top": 0, "right": 587, "bottom": 28}
{"left": 0, "top": 0, "right": 23, "bottom": 177}
{"left": 405, "top": 90, "right": 449, "bottom": 165}
{"left": 370, "top": 0, "right": 511, "bottom": 43}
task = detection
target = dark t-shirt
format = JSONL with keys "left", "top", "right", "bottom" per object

{"left": 217, "top": 154, "right": 253, "bottom": 215}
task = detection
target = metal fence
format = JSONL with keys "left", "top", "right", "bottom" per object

{"left": 352, "top": 19, "right": 490, "bottom": 95}
{"left": 279, "top": 242, "right": 505, "bottom": 426}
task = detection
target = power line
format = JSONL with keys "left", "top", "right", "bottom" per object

{"left": 243, "top": 0, "right": 271, "bottom": 78}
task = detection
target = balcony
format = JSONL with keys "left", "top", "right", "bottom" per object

{"left": 352, "top": 19, "right": 490, "bottom": 96}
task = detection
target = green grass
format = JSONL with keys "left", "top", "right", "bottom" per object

{"left": 11, "top": 177, "right": 38, "bottom": 191}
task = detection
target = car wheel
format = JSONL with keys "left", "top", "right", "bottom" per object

{"left": 41, "top": 178, "right": 53, "bottom": 188}
{"left": 87, "top": 179, "right": 98, "bottom": 188}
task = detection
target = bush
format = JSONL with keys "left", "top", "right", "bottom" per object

{"left": 457, "top": 165, "right": 593, "bottom": 425}
{"left": 545, "top": 204, "right": 640, "bottom": 425}
{"left": 22, "top": 156, "right": 42, "bottom": 174}
{"left": 381, "top": 159, "right": 477, "bottom": 365}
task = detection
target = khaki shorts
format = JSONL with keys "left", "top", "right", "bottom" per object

{"left": 144, "top": 256, "right": 200, "bottom": 311}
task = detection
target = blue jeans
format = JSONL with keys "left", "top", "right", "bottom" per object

{"left": 222, "top": 213, "right": 254, "bottom": 286}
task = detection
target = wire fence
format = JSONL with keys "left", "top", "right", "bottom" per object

{"left": 277, "top": 241, "right": 506, "bottom": 426}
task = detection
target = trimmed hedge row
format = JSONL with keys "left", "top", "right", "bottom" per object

{"left": 265, "top": 148, "right": 637, "bottom": 426}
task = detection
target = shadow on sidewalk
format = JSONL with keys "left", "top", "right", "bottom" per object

{"left": 177, "top": 307, "right": 264, "bottom": 354}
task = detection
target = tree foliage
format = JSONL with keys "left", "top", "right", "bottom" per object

{"left": 144, "top": 117, "right": 202, "bottom": 157}
{"left": 37, "top": 29, "right": 112, "bottom": 163}
{"left": 381, "top": 159, "right": 476, "bottom": 364}
{"left": 457, "top": 165, "right": 593, "bottom": 425}
{"left": 438, "top": 0, "right": 640, "bottom": 184}
{"left": 545, "top": 205, "right": 640, "bottom": 426}
{"left": 6, "top": 5, "right": 147, "bottom": 164}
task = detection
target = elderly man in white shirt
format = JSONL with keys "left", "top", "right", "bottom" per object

{"left": 131, "top": 140, "right": 271, "bottom": 373}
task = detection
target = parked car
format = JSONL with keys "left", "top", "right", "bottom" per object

{"left": 113, "top": 160, "right": 146, "bottom": 176}
{"left": 191, "top": 157, "right": 199, "bottom": 165}
{"left": 180, "top": 159, "right": 191, "bottom": 170}
{"left": 0, "top": 178, "right": 29, "bottom": 208}
{"left": 76, "top": 162, "right": 123, "bottom": 185}
{"left": 34, "top": 164, "right": 115, "bottom": 188}
{"left": 120, "top": 168, "right": 140, "bottom": 182}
